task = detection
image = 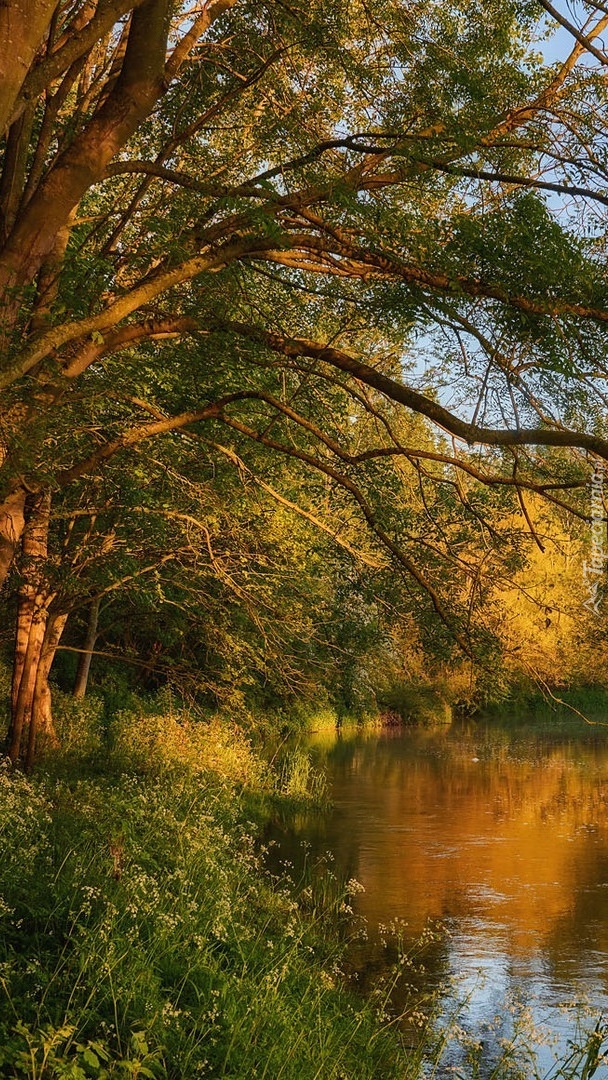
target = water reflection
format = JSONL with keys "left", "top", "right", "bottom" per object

{"left": 268, "top": 720, "right": 608, "bottom": 1073}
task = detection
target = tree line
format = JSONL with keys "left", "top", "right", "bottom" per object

{"left": 1, "top": 0, "right": 608, "bottom": 762}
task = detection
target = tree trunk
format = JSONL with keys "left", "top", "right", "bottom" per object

{"left": 0, "top": 1, "right": 57, "bottom": 139}
{"left": 0, "top": 485, "right": 26, "bottom": 592}
{"left": 73, "top": 596, "right": 100, "bottom": 698}
{"left": 7, "top": 490, "right": 51, "bottom": 764}
{"left": 26, "top": 611, "right": 68, "bottom": 770}
{"left": 9, "top": 598, "right": 47, "bottom": 764}
{"left": 0, "top": 0, "right": 170, "bottom": 302}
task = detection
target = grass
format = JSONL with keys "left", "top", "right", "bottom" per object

{"left": 422, "top": 1007, "right": 608, "bottom": 1080}
{"left": 0, "top": 709, "right": 416, "bottom": 1079}
{"left": 277, "top": 747, "right": 328, "bottom": 803}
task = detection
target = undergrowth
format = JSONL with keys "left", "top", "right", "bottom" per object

{"left": 0, "top": 708, "right": 414, "bottom": 1079}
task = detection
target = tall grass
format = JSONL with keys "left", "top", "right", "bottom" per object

{"left": 278, "top": 747, "right": 327, "bottom": 803}
{"left": 0, "top": 711, "right": 414, "bottom": 1079}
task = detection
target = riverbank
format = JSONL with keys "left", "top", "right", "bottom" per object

{"left": 3, "top": 693, "right": 608, "bottom": 1078}
{"left": 0, "top": 709, "right": 417, "bottom": 1079}
{"left": 285, "top": 685, "right": 608, "bottom": 740}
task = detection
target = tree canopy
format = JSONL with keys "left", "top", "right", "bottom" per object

{"left": 2, "top": 0, "right": 608, "bottom": 761}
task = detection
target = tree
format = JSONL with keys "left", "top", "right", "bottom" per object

{"left": 2, "top": 0, "right": 608, "bottom": 760}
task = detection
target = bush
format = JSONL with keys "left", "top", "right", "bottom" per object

{"left": 108, "top": 706, "right": 265, "bottom": 787}
{"left": 379, "top": 682, "right": 452, "bottom": 726}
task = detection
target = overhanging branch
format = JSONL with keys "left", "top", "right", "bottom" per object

{"left": 220, "top": 321, "right": 608, "bottom": 461}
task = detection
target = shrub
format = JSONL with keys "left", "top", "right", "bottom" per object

{"left": 108, "top": 707, "right": 266, "bottom": 787}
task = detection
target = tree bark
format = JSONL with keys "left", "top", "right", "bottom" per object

{"left": 9, "top": 597, "right": 47, "bottom": 764}
{"left": 0, "top": 103, "right": 35, "bottom": 240}
{"left": 0, "top": 0, "right": 171, "bottom": 301}
{"left": 0, "top": 0, "right": 56, "bottom": 138}
{"left": 73, "top": 596, "right": 100, "bottom": 698}
{"left": 0, "top": 485, "right": 26, "bottom": 593}
{"left": 7, "top": 490, "right": 51, "bottom": 764}
{"left": 26, "top": 610, "right": 68, "bottom": 770}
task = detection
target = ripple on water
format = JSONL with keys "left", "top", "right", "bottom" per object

{"left": 269, "top": 721, "right": 608, "bottom": 1074}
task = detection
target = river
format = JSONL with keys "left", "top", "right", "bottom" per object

{"left": 268, "top": 718, "right": 608, "bottom": 1076}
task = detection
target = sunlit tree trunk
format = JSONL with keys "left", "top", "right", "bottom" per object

{"left": 7, "top": 490, "right": 51, "bottom": 764}
{"left": 0, "top": 0, "right": 170, "bottom": 303}
{"left": 26, "top": 610, "right": 69, "bottom": 769}
{"left": 0, "top": 0, "right": 56, "bottom": 139}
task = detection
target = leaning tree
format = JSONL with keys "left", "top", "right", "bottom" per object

{"left": 2, "top": 0, "right": 608, "bottom": 761}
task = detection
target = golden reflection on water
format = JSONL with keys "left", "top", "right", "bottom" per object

{"left": 269, "top": 721, "right": 608, "bottom": 1070}
{"left": 296, "top": 723, "right": 608, "bottom": 967}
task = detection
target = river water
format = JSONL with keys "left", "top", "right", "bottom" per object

{"left": 268, "top": 719, "right": 608, "bottom": 1076}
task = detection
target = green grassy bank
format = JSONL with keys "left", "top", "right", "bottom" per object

{"left": 481, "top": 684, "right": 608, "bottom": 733}
{"left": 3, "top": 692, "right": 608, "bottom": 1078}
{"left": 0, "top": 710, "right": 414, "bottom": 1080}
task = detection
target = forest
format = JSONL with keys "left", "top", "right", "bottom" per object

{"left": 1, "top": 0, "right": 608, "bottom": 1076}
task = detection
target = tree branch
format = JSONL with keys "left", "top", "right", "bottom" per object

{"left": 11, "top": 0, "right": 147, "bottom": 124}
{"left": 221, "top": 322, "right": 608, "bottom": 460}
{"left": 536, "top": 0, "right": 608, "bottom": 66}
